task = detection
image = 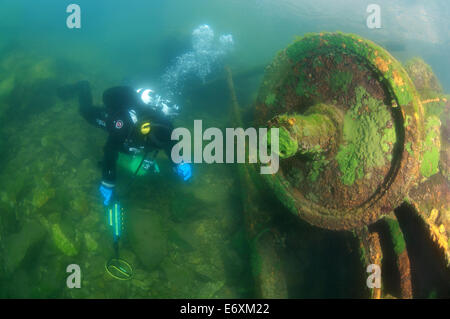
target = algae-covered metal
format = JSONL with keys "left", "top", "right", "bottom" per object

{"left": 403, "top": 57, "right": 450, "bottom": 266}
{"left": 256, "top": 32, "right": 423, "bottom": 231}
{"left": 252, "top": 32, "right": 449, "bottom": 298}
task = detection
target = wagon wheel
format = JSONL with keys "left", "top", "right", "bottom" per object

{"left": 255, "top": 32, "right": 426, "bottom": 298}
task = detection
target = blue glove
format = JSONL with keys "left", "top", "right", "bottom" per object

{"left": 174, "top": 162, "right": 192, "bottom": 181}
{"left": 99, "top": 183, "right": 114, "bottom": 206}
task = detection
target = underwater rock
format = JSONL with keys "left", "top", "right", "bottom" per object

{"left": 161, "top": 260, "right": 195, "bottom": 295}
{"left": 0, "top": 53, "right": 62, "bottom": 123}
{"left": 404, "top": 57, "right": 443, "bottom": 96}
{"left": 51, "top": 222, "right": 79, "bottom": 257}
{"left": 70, "top": 194, "right": 91, "bottom": 218}
{"left": 84, "top": 233, "right": 98, "bottom": 252}
{"left": 119, "top": 248, "right": 139, "bottom": 267}
{"left": 128, "top": 210, "right": 168, "bottom": 271}
{"left": 191, "top": 168, "right": 234, "bottom": 205}
{"left": 76, "top": 159, "right": 98, "bottom": 185}
{"left": 170, "top": 193, "right": 207, "bottom": 223}
{"left": 3, "top": 219, "right": 46, "bottom": 275}
{"left": 196, "top": 280, "right": 225, "bottom": 298}
{"left": 80, "top": 210, "right": 101, "bottom": 232}
{"left": 168, "top": 225, "right": 196, "bottom": 252}
{"left": 131, "top": 269, "right": 158, "bottom": 291}
{"left": 31, "top": 186, "right": 55, "bottom": 209}
{"left": 0, "top": 191, "right": 14, "bottom": 209}
{"left": 5, "top": 269, "right": 32, "bottom": 298}
{"left": 83, "top": 255, "right": 105, "bottom": 277}
{"left": 28, "top": 58, "right": 55, "bottom": 82}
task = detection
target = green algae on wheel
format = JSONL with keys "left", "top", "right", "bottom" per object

{"left": 256, "top": 32, "right": 423, "bottom": 231}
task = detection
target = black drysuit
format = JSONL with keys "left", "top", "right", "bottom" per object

{"left": 76, "top": 82, "right": 175, "bottom": 185}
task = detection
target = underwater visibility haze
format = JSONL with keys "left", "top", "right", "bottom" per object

{"left": 0, "top": 0, "right": 449, "bottom": 299}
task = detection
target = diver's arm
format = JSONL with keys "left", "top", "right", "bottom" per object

{"left": 81, "top": 107, "right": 108, "bottom": 130}
{"left": 58, "top": 80, "right": 108, "bottom": 130}
{"left": 76, "top": 81, "right": 108, "bottom": 130}
{"left": 145, "top": 122, "right": 192, "bottom": 181}
{"left": 163, "top": 135, "right": 193, "bottom": 181}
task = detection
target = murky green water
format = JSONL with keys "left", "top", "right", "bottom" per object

{"left": 0, "top": 0, "right": 448, "bottom": 298}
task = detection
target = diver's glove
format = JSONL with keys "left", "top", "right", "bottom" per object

{"left": 99, "top": 181, "right": 115, "bottom": 206}
{"left": 174, "top": 162, "right": 192, "bottom": 181}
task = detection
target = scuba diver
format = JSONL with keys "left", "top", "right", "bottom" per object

{"left": 58, "top": 81, "right": 192, "bottom": 206}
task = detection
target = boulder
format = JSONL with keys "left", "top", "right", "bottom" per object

{"left": 3, "top": 219, "right": 47, "bottom": 274}
{"left": 51, "top": 221, "right": 80, "bottom": 257}
{"left": 128, "top": 209, "right": 168, "bottom": 271}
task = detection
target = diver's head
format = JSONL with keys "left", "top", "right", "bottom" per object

{"left": 136, "top": 88, "right": 154, "bottom": 105}
{"left": 103, "top": 86, "right": 140, "bottom": 112}
{"left": 136, "top": 88, "right": 180, "bottom": 118}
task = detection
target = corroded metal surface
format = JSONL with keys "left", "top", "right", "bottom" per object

{"left": 256, "top": 32, "right": 423, "bottom": 231}
{"left": 358, "top": 228, "right": 383, "bottom": 299}
{"left": 403, "top": 57, "right": 449, "bottom": 266}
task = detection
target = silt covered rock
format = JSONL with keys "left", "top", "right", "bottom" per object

{"left": 128, "top": 209, "right": 168, "bottom": 270}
